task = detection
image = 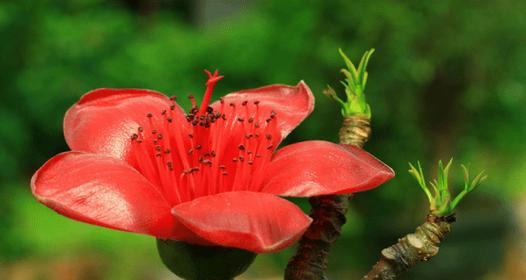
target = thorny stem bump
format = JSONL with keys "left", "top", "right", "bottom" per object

{"left": 361, "top": 214, "right": 455, "bottom": 280}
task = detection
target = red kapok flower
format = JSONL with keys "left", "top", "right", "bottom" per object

{"left": 31, "top": 70, "right": 394, "bottom": 253}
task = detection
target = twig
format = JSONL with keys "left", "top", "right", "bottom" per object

{"left": 361, "top": 160, "right": 485, "bottom": 279}
{"left": 284, "top": 116, "right": 370, "bottom": 280}
{"left": 361, "top": 214, "right": 455, "bottom": 280}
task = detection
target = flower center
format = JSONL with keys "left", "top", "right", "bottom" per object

{"left": 130, "top": 70, "right": 280, "bottom": 205}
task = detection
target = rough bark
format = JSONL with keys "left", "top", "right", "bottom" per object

{"left": 338, "top": 116, "right": 371, "bottom": 147}
{"left": 361, "top": 214, "right": 455, "bottom": 280}
{"left": 284, "top": 116, "right": 370, "bottom": 280}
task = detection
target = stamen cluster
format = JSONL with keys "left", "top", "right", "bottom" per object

{"left": 129, "top": 72, "right": 280, "bottom": 205}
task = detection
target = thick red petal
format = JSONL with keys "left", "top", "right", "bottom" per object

{"left": 211, "top": 81, "right": 314, "bottom": 140}
{"left": 31, "top": 151, "right": 176, "bottom": 238}
{"left": 261, "top": 141, "right": 395, "bottom": 196}
{"left": 64, "top": 88, "right": 187, "bottom": 162}
{"left": 171, "top": 191, "right": 312, "bottom": 253}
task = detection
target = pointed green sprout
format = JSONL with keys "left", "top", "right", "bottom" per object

{"left": 408, "top": 159, "right": 487, "bottom": 217}
{"left": 323, "top": 48, "right": 375, "bottom": 118}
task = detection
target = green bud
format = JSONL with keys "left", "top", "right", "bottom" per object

{"left": 325, "top": 49, "right": 375, "bottom": 119}
{"left": 157, "top": 239, "right": 257, "bottom": 280}
{"left": 408, "top": 160, "right": 486, "bottom": 217}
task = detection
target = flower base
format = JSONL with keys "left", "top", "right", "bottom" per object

{"left": 156, "top": 239, "right": 257, "bottom": 280}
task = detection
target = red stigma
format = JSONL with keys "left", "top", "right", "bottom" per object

{"left": 199, "top": 69, "right": 224, "bottom": 115}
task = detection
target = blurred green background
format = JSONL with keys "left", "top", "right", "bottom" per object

{"left": 1, "top": 0, "right": 525, "bottom": 279}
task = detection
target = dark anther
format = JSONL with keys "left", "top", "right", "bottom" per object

{"left": 138, "top": 127, "right": 144, "bottom": 132}
{"left": 254, "top": 101, "right": 260, "bottom": 105}
{"left": 237, "top": 117, "right": 244, "bottom": 122}
{"left": 239, "top": 155, "right": 245, "bottom": 162}
{"left": 241, "top": 100, "right": 248, "bottom": 106}
{"left": 266, "top": 134, "right": 272, "bottom": 140}
{"left": 229, "top": 103, "right": 235, "bottom": 107}
{"left": 170, "top": 104, "right": 175, "bottom": 110}
{"left": 206, "top": 106, "right": 213, "bottom": 113}
{"left": 161, "top": 110, "right": 167, "bottom": 115}
{"left": 195, "top": 144, "right": 202, "bottom": 150}
{"left": 155, "top": 145, "right": 162, "bottom": 151}
{"left": 167, "top": 162, "right": 174, "bottom": 171}
{"left": 219, "top": 97, "right": 224, "bottom": 104}
{"left": 210, "top": 151, "right": 216, "bottom": 157}
{"left": 245, "top": 133, "right": 253, "bottom": 139}
{"left": 221, "top": 114, "right": 227, "bottom": 120}
{"left": 238, "top": 144, "right": 246, "bottom": 150}
{"left": 131, "top": 133, "right": 138, "bottom": 140}
{"left": 146, "top": 113, "right": 153, "bottom": 118}
{"left": 152, "top": 129, "right": 157, "bottom": 134}
{"left": 188, "top": 134, "right": 193, "bottom": 138}
{"left": 248, "top": 160, "right": 254, "bottom": 165}
{"left": 155, "top": 153, "right": 162, "bottom": 157}
{"left": 219, "top": 165, "right": 226, "bottom": 170}
{"left": 157, "top": 133, "right": 163, "bottom": 140}
{"left": 170, "top": 96, "right": 177, "bottom": 101}
{"left": 188, "top": 148, "right": 193, "bottom": 155}
{"left": 164, "top": 148, "right": 171, "bottom": 154}
{"left": 248, "top": 117, "right": 254, "bottom": 123}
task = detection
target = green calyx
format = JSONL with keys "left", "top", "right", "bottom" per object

{"left": 408, "top": 159, "right": 487, "bottom": 217}
{"left": 157, "top": 239, "right": 257, "bottom": 280}
{"left": 323, "top": 48, "right": 375, "bottom": 118}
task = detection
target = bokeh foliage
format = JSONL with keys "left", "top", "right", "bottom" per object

{"left": 1, "top": 0, "right": 525, "bottom": 279}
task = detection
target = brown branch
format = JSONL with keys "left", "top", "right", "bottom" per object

{"left": 285, "top": 116, "right": 370, "bottom": 280}
{"left": 361, "top": 214, "right": 455, "bottom": 280}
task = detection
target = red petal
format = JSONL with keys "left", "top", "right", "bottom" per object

{"left": 211, "top": 81, "right": 314, "bottom": 140}
{"left": 31, "top": 151, "right": 176, "bottom": 238}
{"left": 261, "top": 141, "right": 395, "bottom": 196}
{"left": 64, "top": 88, "right": 187, "bottom": 162}
{"left": 171, "top": 191, "right": 312, "bottom": 253}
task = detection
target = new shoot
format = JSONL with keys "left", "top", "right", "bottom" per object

{"left": 323, "top": 49, "right": 375, "bottom": 118}
{"left": 408, "top": 159, "right": 487, "bottom": 217}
